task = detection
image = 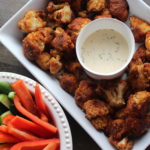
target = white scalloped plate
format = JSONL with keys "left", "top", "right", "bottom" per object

{"left": 0, "top": 72, "right": 72, "bottom": 150}
{"left": 0, "top": 0, "right": 150, "bottom": 149}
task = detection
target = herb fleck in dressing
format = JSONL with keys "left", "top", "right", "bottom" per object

{"left": 81, "top": 29, "right": 129, "bottom": 74}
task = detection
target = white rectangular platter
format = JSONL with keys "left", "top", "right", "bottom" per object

{"left": 0, "top": 0, "right": 150, "bottom": 149}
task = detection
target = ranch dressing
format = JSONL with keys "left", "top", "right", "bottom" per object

{"left": 81, "top": 29, "right": 129, "bottom": 74}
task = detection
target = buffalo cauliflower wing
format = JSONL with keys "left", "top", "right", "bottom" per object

{"left": 125, "top": 117, "right": 149, "bottom": 137}
{"left": 146, "top": 32, "right": 150, "bottom": 50}
{"left": 67, "top": 17, "right": 91, "bottom": 43}
{"left": 36, "top": 52, "right": 51, "bottom": 70}
{"left": 83, "top": 99, "right": 110, "bottom": 119}
{"left": 51, "top": 27, "right": 74, "bottom": 52}
{"left": 130, "top": 16, "right": 150, "bottom": 43}
{"left": 125, "top": 91, "right": 150, "bottom": 118}
{"left": 87, "top": 0, "right": 106, "bottom": 12}
{"left": 23, "top": 27, "right": 54, "bottom": 61}
{"left": 108, "top": 0, "right": 129, "bottom": 22}
{"left": 47, "top": 2, "right": 73, "bottom": 24}
{"left": 65, "top": 61, "right": 83, "bottom": 78}
{"left": 94, "top": 8, "right": 112, "bottom": 19}
{"left": 18, "top": 10, "right": 46, "bottom": 33}
{"left": 91, "top": 116, "right": 110, "bottom": 131}
{"left": 49, "top": 56, "right": 63, "bottom": 75}
{"left": 109, "top": 137, "right": 133, "bottom": 150}
{"left": 74, "top": 80, "right": 97, "bottom": 108}
{"left": 59, "top": 73, "right": 79, "bottom": 94}
{"left": 96, "top": 80, "right": 128, "bottom": 108}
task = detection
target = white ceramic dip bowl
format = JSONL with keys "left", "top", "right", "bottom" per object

{"left": 76, "top": 18, "right": 135, "bottom": 80}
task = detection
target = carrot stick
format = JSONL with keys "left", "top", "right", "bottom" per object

{"left": 43, "top": 139, "right": 60, "bottom": 150}
{"left": 10, "top": 139, "right": 60, "bottom": 150}
{"left": 0, "top": 144, "right": 13, "bottom": 150}
{"left": 35, "top": 83, "right": 49, "bottom": 117}
{"left": 7, "top": 125, "right": 40, "bottom": 141}
{"left": 0, "top": 131, "right": 19, "bottom": 143}
{"left": 39, "top": 111, "right": 49, "bottom": 122}
{"left": 2, "top": 114, "right": 15, "bottom": 125}
{"left": 11, "top": 80, "right": 37, "bottom": 115}
{"left": 10, "top": 116, "right": 51, "bottom": 138}
{"left": 14, "top": 96, "right": 57, "bottom": 135}
{"left": 0, "top": 125, "right": 8, "bottom": 133}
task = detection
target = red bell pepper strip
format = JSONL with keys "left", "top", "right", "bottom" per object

{"left": 14, "top": 96, "right": 57, "bottom": 135}
{"left": 43, "top": 139, "right": 60, "bottom": 150}
{"left": 2, "top": 114, "right": 15, "bottom": 125}
{"left": 0, "top": 144, "right": 13, "bottom": 150}
{"left": 35, "top": 83, "right": 49, "bottom": 117}
{"left": 7, "top": 124, "right": 40, "bottom": 141}
{"left": 9, "top": 116, "right": 51, "bottom": 138}
{"left": 10, "top": 139, "right": 60, "bottom": 150}
{"left": 11, "top": 80, "right": 37, "bottom": 115}
{"left": 0, "top": 125, "right": 8, "bottom": 133}
{"left": 0, "top": 131, "right": 19, "bottom": 143}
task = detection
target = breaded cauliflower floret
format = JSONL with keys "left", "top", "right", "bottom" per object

{"left": 106, "top": 119, "right": 126, "bottom": 140}
{"left": 87, "top": 0, "right": 106, "bottom": 12}
{"left": 128, "top": 59, "right": 150, "bottom": 91}
{"left": 130, "top": 16, "right": 150, "bottom": 43}
{"left": 23, "top": 27, "right": 54, "bottom": 61}
{"left": 125, "top": 91, "right": 150, "bottom": 118}
{"left": 47, "top": 2, "right": 73, "bottom": 24}
{"left": 96, "top": 80, "right": 128, "bottom": 108}
{"left": 109, "top": 137, "right": 133, "bottom": 150}
{"left": 83, "top": 99, "right": 110, "bottom": 119}
{"left": 18, "top": 10, "right": 46, "bottom": 33}
{"left": 91, "top": 116, "right": 110, "bottom": 131}
{"left": 51, "top": 27, "right": 74, "bottom": 52}
{"left": 49, "top": 56, "right": 63, "bottom": 75}
{"left": 94, "top": 8, "right": 112, "bottom": 19}
{"left": 108, "top": 0, "right": 129, "bottom": 22}
{"left": 74, "top": 80, "right": 97, "bottom": 108}
{"left": 67, "top": 17, "right": 91, "bottom": 43}
{"left": 59, "top": 73, "right": 79, "bottom": 94}
{"left": 146, "top": 32, "right": 150, "bottom": 50}
{"left": 36, "top": 52, "right": 51, "bottom": 70}
{"left": 65, "top": 61, "right": 83, "bottom": 78}
{"left": 125, "top": 117, "right": 149, "bottom": 137}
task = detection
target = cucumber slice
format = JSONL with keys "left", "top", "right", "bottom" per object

{"left": 0, "top": 82, "right": 13, "bottom": 94}
{"left": 8, "top": 92, "right": 15, "bottom": 100}
{"left": 0, "top": 111, "right": 12, "bottom": 124}
{"left": 0, "top": 94, "right": 11, "bottom": 109}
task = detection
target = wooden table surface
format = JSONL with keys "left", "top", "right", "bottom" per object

{"left": 0, "top": 1, "right": 150, "bottom": 150}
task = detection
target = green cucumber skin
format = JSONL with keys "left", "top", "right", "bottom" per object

{"left": 0, "top": 94, "right": 11, "bottom": 109}
{"left": 8, "top": 92, "right": 15, "bottom": 100}
{"left": 0, "top": 82, "right": 13, "bottom": 94}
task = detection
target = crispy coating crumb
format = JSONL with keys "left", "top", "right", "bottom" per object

{"left": 67, "top": 17, "right": 91, "bottom": 43}
{"left": 130, "top": 16, "right": 150, "bottom": 43}
{"left": 128, "top": 45, "right": 150, "bottom": 91}
{"left": 96, "top": 80, "right": 128, "bottom": 108}
{"left": 125, "top": 91, "right": 150, "bottom": 118}
{"left": 59, "top": 73, "right": 79, "bottom": 94}
{"left": 146, "top": 32, "right": 150, "bottom": 50}
{"left": 91, "top": 116, "right": 110, "bottom": 130}
{"left": 115, "top": 108, "right": 127, "bottom": 119}
{"left": 36, "top": 52, "right": 51, "bottom": 70}
{"left": 49, "top": 56, "right": 63, "bottom": 75}
{"left": 94, "top": 14, "right": 112, "bottom": 19}
{"left": 83, "top": 99, "right": 110, "bottom": 119}
{"left": 87, "top": 0, "right": 106, "bottom": 12}
{"left": 50, "top": 49, "right": 63, "bottom": 58}
{"left": 106, "top": 119, "right": 126, "bottom": 140}
{"left": 18, "top": 10, "right": 46, "bottom": 33}
{"left": 74, "top": 80, "right": 97, "bottom": 108}
{"left": 47, "top": 2, "right": 73, "bottom": 24}
{"left": 125, "top": 117, "right": 149, "bottom": 137}
{"left": 23, "top": 27, "right": 54, "bottom": 61}
{"left": 51, "top": 27, "right": 74, "bottom": 52}
{"left": 108, "top": 0, "right": 129, "bottom": 22}
{"left": 78, "top": 11, "right": 88, "bottom": 18}
{"left": 109, "top": 137, "right": 133, "bottom": 150}
{"left": 65, "top": 61, "right": 83, "bottom": 78}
